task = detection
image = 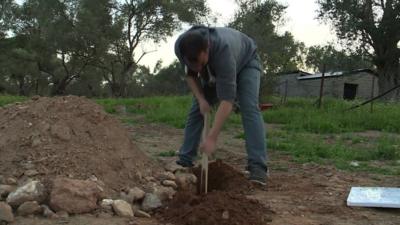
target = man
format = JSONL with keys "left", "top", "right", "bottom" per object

{"left": 174, "top": 25, "right": 267, "bottom": 185}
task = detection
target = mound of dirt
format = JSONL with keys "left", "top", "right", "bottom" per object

{"left": 0, "top": 96, "right": 158, "bottom": 194}
{"left": 159, "top": 161, "right": 274, "bottom": 225}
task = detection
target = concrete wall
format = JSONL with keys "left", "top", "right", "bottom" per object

{"left": 276, "top": 72, "right": 379, "bottom": 99}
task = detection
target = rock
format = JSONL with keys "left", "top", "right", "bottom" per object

{"left": 128, "top": 187, "right": 146, "bottom": 202}
{"left": 141, "top": 193, "right": 162, "bottom": 212}
{"left": 135, "top": 210, "right": 151, "bottom": 218}
{"left": 0, "top": 175, "right": 4, "bottom": 184}
{"left": 6, "top": 180, "right": 46, "bottom": 207}
{"left": 112, "top": 200, "right": 134, "bottom": 218}
{"left": 175, "top": 173, "right": 197, "bottom": 192}
{"left": 0, "top": 202, "right": 14, "bottom": 222}
{"left": 144, "top": 177, "right": 156, "bottom": 182}
{"left": 5, "top": 178, "right": 17, "bottom": 186}
{"left": 350, "top": 161, "right": 359, "bottom": 167}
{"left": 41, "top": 205, "right": 57, "bottom": 218}
{"left": 161, "top": 180, "right": 178, "bottom": 189}
{"left": 24, "top": 170, "right": 39, "bottom": 177}
{"left": 17, "top": 201, "right": 42, "bottom": 216}
{"left": 222, "top": 210, "right": 229, "bottom": 220}
{"left": 121, "top": 187, "right": 146, "bottom": 204}
{"left": 56, "top": 210, "right": 69, "bottom": 218}
{"left": 100, "top": 199, "right": 114, "bottom": 211}
{"left": 164, "top": 161, "right": 184, "bottom": 173}
{"left": 157, "top": 172, "right": 176, "bottom": 181}
{"left": 154, "top": 186, "right": 176, "bottom": 201}
{"left": 49, "top": 177, "right": 102, "bottom": 214}
{"left": 0, "top": 185, "right": 16, "bottom": 199}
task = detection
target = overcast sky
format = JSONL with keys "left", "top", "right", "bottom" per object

{"left": 139, "top": 0, "right": 337, "bottom": 69}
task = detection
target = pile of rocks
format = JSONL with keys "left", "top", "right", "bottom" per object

{"left": 0, "top": 161, "right": 197, "bottom": 223}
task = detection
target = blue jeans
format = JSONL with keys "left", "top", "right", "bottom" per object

{"left": 178, "top": 56, "right": 267, "bottom": 173}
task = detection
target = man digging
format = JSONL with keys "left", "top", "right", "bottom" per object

{"left": 174, "top": 25, "right": 268, "bottom": 185}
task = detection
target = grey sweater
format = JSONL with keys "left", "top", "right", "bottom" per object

{"left": 175, "top": 26, "right": 257, "bottom": 102}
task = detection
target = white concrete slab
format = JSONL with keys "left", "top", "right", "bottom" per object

{"left": 347, "top": 187, "right": 400, "bottom": 208}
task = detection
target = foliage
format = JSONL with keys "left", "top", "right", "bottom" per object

{"left": 317, "top": 0, "right": 400, "bottom": 99}
{"left": 305, "top": 44, "right": 372, "bottom": 72}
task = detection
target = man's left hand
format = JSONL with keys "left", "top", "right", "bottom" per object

{"left": 200, "top": 135, "right": 217, "bottom": 155}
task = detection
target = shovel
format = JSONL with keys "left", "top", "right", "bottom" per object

{"left": 200, "top": 112, "right": 210, "bottom": 194}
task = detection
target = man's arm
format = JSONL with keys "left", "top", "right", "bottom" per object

{"left": 209, "top": 100, "right": 232, "bottom": 140}
{"left": 186, "top": 72, "right": 211, "bottom": 115}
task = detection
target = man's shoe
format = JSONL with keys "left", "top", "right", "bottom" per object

{"left": 249, "top": 167, "right": 267, "bottom": 186}
{"left": 176, "top": 159, "right": 194, "bottom": 168}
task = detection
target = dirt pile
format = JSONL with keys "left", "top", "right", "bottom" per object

{"left": 0, "top": 96, "right": 158, "bottom": 194}
{"left": 159, "top": 161, "right": 274, "bottom": 225}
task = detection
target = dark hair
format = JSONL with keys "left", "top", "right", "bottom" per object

{"left": 179, "top": 29, "right": 209, "bottom": 62}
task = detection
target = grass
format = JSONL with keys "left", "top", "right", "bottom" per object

{"left": 0, "top": 95, "right": 27, "bottom": 107}
{"left": 267, "top": 129, "right": 400, "bottom": 175}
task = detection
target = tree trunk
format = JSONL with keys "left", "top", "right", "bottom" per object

{"left": 51, "top": 76, "right": 71, "bottom": 96}
{"left": 377, "top": 62, "right": 400, "bottom": 101}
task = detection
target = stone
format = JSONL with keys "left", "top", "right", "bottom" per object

{"left": 0, "top": 175, "right": 4, "bottom": 184}
{"left": 157, "top": 172, "right": 176, "bottom": 181}
{"left": 6, "top": 180, "right": 46, "bottom": 207}
{"left": 128, "top": 187, "right": 146, "bottom": 202}
{"left": 350, "top": 161, "right": 359, "bottom": 167}
{"left": 222, "top": 210, "right": 229, "bottom": 220}
{"left": 17, "top": 201, "right": 42, "bottom": 216}
{"left": 0, "top": 185, "right": 16, "bottom": 199}
{"left": 141, "top": 193, "right": 162, "bottom": 212}
{"left": 112, "top": 200, "right": 134, "bottom": 218}
{"left": 161, "top": 180, "right": 178, "bottom": 189}
{"left": 49, "top": 177, "right": 102, "bottom": 214}
{"left": 135, "top": 210, "right": 151, "bottom": 218}
{"left": 5, "top": 178, "right": 17, "bottom": 185}
{"left": 41, "top": 205, "right": 57, "bottom": 218}
{"left": 175, "top": 173, "right": 197, "bottom": 192}
{"left": 164, "top": 161, "right": 183, "bottom": 173}
{"left": 24, "top": 170, "right": 39, "bottom": 177}
{"left": 0, "top": 202, "right": 14, "bottom": 222}
{"left": 100, "top": 199, "right": 114, "bottom": 211}
{"left": 154, "top": 186, "right": 176, "bottom": 201}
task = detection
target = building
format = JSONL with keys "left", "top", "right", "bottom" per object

{"left": 275, "top": 69, "right": 379, "bottom": 100}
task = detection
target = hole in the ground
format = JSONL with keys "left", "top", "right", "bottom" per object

{"left": 192, "top": 159, "right": 252, "bottom": 194}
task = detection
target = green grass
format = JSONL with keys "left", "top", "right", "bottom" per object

{"left": 156, "top": 150, "right": 177, "bottom": 157}
{"left": 0, "top": 95, "right": 27, "bottom": 107}
{"left": 263, "top": 97, "right": 400, "bottom": 133}
{"left": 268, "top": 129, "right": 400, "bottom": 175}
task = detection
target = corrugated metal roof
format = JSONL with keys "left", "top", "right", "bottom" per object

{"left": 297, "top": 69, "right": 376, "bottom": 80}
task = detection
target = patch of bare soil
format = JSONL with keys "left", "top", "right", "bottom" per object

{"left": 0, "top": 96, "right": 160, "bottom": 196}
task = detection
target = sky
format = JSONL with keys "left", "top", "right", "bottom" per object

{"left": 139, "top": 0, "right": 337, "bottom": 70}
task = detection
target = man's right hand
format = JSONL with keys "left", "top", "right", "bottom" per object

{"left": 199, "top": 98, "right": 211, "bottom": 115}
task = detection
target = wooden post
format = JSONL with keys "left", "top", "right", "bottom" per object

{"left": 318, "top": 64, "right": 326, "bottom": 109}
{"left": 370, "top": 76, "right": 375, "bottom": 113}
{"left": 284, "top": 79, "right": 288, "bottom": 104}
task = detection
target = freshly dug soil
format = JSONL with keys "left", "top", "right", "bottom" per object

{"left": 160, "top": 161, "right": 273, "bottom": 225}
{"left": 0, "top": 96, "right": 159, "bottom": 194}
{"left": 193, "top": 159, "right": 252, "bottom": 193}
